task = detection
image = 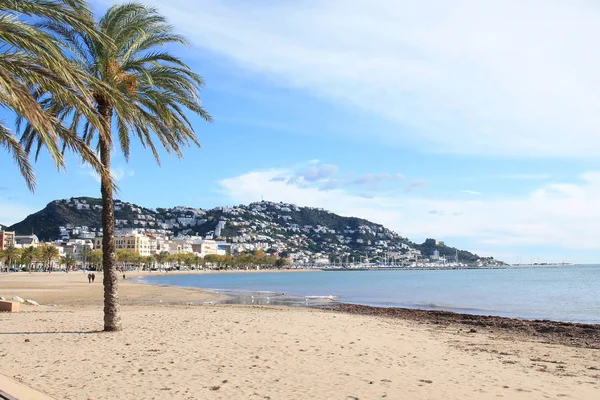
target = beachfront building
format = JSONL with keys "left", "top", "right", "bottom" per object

{"left": 313, "top": 256, "right": 330, "bottom": 265}
{"left": 189, "top": 239, "right": 228, "bottom": 257}
{"left": 94, "top": 232, "right": 157, "bottom": 256}
{"left": 216, "top": 241, "right": 229, "bottom": 256}
{"left": 171, "top": 238, "right": 194, "bottom": 254}
{"left": 61, "top": 239, "right": 94, "bottom": 264}
{"left": 92, "top": 236, "right": 101, "bottom": 251}
{"left": 155, "top": 236, "right": 174, "bottom": 254}
{"left": 0, "top": 230, "right": 15, "bottom": 250}
{"left": 14, "top": 234, "right": 40, "bottom": 248}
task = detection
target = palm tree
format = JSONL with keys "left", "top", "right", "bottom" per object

{"left": 24, "top": 3, "right": 209, "bottom": 331}
{"left": 116, "top": 249, "right": 136, "bottom": 271}
{"left": 38, "top": 244, "right": 59, "bottom": 272}
{"left": 133, "top": 254, "right": 144, "bottom": 271}
{"left": 1, "top": 245, "right": 20, "bottom": 271}
{"left": 89, "top": 250, "right": 102, "bottom": 271}
{"left": 82, "top": 245, "right": 93, "bottom": 270}
{"left": 20, "top": 245, "right": 39, "bottom": 272}
{"left": 142, "top": 255, "right": 155, "bottom": 271}
{"left": 0, "top": 0, "right": 109, "bottom": 190}
{"left": 155, "top": 251, "right": 170, "bottom": 272}
{"left": 61, "top": 253, "right": 76, "bottom": 271}
{"left": 191, "top": 254, "right": 202, "bottom": 270}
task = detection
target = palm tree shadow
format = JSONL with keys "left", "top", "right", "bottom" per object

{"left": 0, "top": 330, "right": 104, "bottom": 335}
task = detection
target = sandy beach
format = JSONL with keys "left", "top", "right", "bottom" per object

{"left": 1, "top": 271, "right": 599, "bottom": 399}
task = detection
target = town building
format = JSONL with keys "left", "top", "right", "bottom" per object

{"left": 0, "top": 230, "right": 15, "bottom": 250}
{"left": 94, "top": 233, "right": 156, "bottom": 256}
{"left": 61, "top": 239, "right": 94, "bottom": 264}
{"left": 170, "top": 238, "right": 194, "bottom": 254}
{"left": 14, "top": 234, "right": 40, "bottom": 248}
{"left": 189, "top": 239, "right": 228, "bottom": 257}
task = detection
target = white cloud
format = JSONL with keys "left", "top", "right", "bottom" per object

{"left": 219, "top": 166, "right": 600, "bottom": 256}
{"left": 79, "top": 164, "right": 135, "bottom": 183}
{"left": 351, "top": 173, "right": 404, "bottom": 186}
{"left": 460, "top": 190, "right": 481, "bottom": 195}
{"left": 267, "top": 163, "right": 406, "bottom": 191}
{"left": 130, "top": 0, "right": 600, "bottom": 157}
{"left": 111, "top": 167, "right": 135, "bottom": 182}
{"left": 295, "top": 164, "right": 338, "bottom": 182}
{"left": 490, "top": 174, "right": 552, "bottom": 180}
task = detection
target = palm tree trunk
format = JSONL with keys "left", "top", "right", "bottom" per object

{"left": 99, "top": 101, "right": 122, "bottom": 331}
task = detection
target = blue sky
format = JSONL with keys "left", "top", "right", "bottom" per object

{"left": 3, "top": 0, "right": 600, "bottom": 263}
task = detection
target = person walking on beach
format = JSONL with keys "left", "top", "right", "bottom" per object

{"left": 87, "top": 273, "right": 92, "bottom": 283}
{"left": 91, "top": 273, "right": 96, "bottom": 283}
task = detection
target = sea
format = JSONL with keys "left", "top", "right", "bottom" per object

{"left": 138, "top": 264, "right": 600, "bottom": 324}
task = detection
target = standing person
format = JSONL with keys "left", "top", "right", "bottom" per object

{"left": 87, "top": 273, "right": 92, "bottom": 283}
{"left": 91, "top": 273, "right": 96, "bottom": 283}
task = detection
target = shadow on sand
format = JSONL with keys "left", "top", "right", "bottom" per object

{"left": 0, "top": 330, "right": 103, "bottom": 335}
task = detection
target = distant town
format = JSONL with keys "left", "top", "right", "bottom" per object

{"left": 0, "top": 197, "right": 505, "bottom": 271}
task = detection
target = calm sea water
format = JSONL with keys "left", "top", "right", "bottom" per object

{"left": 139, "top": 264, "right": 600, "bottom": 324}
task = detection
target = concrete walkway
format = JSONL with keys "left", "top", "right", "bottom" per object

{"left": 0, "top": 373, "right": 54, "bottom": 400}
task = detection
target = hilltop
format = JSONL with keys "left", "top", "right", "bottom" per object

{"left": 7, "top": 197, "right": 498, "bottom": 264}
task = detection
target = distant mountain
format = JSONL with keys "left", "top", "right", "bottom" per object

{"left": 8, "top": 197, "right": 104, "bottom": 241}
{"left": 8, "top": 197, "right": 496, "bottom": 264}
{"left": 0, "top": 224, "right": 7, "bottom": 231}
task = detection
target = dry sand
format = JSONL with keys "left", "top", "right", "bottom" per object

{"left": 1, "top": 271, "right": 599, "bottom": 399}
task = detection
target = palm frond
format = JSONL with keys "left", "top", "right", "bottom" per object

{"left": 15, "top": 1, "right": 211, "bottom": 191}
{"left": 0, "top": 123, "right": 35, "bottom": 191}
{"left": 0, "top": 0, "right": 116, "bottom": 190}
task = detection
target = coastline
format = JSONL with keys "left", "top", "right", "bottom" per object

{"left": 1, "top": 272, "right": 599, "bottom": 399}
{"left": 324, "top": 303, "right": 600, "bottom": 349}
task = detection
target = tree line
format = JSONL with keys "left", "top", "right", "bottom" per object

{"left": 0, "top": 245, "right": 290, "bottom": 273}
{"left": 96, "top": 249, "right": 290, "bottom": 270}
{"left": 1, "top": 244, "right": 72, "bottom": 272}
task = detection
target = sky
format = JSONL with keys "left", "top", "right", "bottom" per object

{"left": 3, "top": 0, "right": 600, "bottom": 263}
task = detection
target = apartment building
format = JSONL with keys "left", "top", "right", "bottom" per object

{"left": 14, "top": 234, "right": 40, "bottom": 248}
{"left": 0, "top": 230, "right": 15, "bottom": 250}
{"left": 190, "top": 240, "right": 228, "bottom": 257}
{"left": 94, "top": 233, "right": 157, "bottom": 256}
{"left": 62, "top": 239, "right": 94, "bottom": 263}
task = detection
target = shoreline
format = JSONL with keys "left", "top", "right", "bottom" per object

{"left": 324, "top": 303, "right": 600, "bottom": 349}
{"left": 135, "top": 276, "right": 600, "bottom": 348}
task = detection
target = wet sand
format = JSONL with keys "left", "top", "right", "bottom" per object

{"left": 1, "top": 271, "right": 599, "bottom": 399}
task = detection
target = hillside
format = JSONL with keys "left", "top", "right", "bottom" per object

{"left": 8, "top": 197, "right": 495, "bottom": 264}
{"left": 8, "top": 197, "right": 102, "bottom": 240}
